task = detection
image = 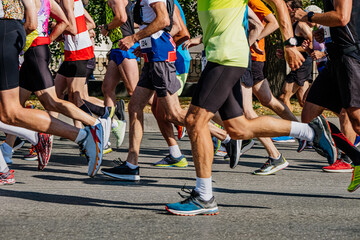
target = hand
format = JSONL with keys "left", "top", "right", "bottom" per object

{"left": 119, "top": 35, "right": 136, "bottom": 51}
{"left": 301, "top": 39, "right": 310, "bottom": 51}
{"left": 251, "top": 42, "right": 264, "bottom": 55}
{"left": 311, "top": 50, "right": 325, "bottom": 60}
{"left": 313, "top": 28, "right": 325, "bottom": 43}
{"left": 284, "top": 46, "right": 305, "bottom": 70}
{"left": 99, "top": 25, "right": 108, "bottom": 36}
{"left": 182, "top": 37, "right": 202, "bottom": 50}
{"left": 132, "top": 46, "right": 142, "bottom": 58}
{"left": 293, "top": 8, "right": 307, "bottom": 22}
{"left": 276, "top": 48, "right": 284, "bottom": 59}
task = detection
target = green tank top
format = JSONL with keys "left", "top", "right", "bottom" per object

{"left": 105, "top": 1, "right": 123, "bottom": 49}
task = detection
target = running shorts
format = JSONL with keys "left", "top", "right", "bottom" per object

{"left": 306, "top": 50, "right": 360, "bottom": 114}
{"left": 138, "top": 62, "right": 180, "bottom": 97}
{"left": 241, "top": 61, "right": 266, "bottom": 88}
{"left": 0, "top": 20, "right": 26, "bottom": 90}
{"left": 109, "top": 42, "right": 140, "bottom": 66}
{"left": 285, "top": 55, "right": 312, "bottom": 86}
{"left": 191, "top": 61, "right": 246, "bottom": 120}
{"left": 20, "top": 45, "right": 54, "bottom": 92}
{"left": 57, "top": 59, "right": 89, "bottom": 78}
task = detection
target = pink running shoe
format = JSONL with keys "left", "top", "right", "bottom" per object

{"left": 35, "top": 133, "right": 53, "bottom": 170}
{"left": 0, "top": 170, "right": 15, "bottom": 185}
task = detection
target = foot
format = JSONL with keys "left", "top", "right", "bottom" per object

{"left": 99, "top": 116, "right": 111, "bottom": 150}
{"left": 23, "top": 145, "right": 38, "bottom": 161}
{"left": 103, "top": 142, "right": 113, "bottom": 154}
{"left": 323, "top": 159, "right": 353, "bottom": 173}
{"left": 216, "top": 144, "right": 227, "bottom": 157}
{"left": 101, "top": 160, "right": 140, "bottom": 181}
{"left": 112, "top": 119, "right": 126, "bottom": 148}
{"left": 153, "top": 154, "right": 188, "bottom": 167}
{"left": 35, "top": 133, "right": 53, "bottom": 170}
{"left": 0, "top": 170, "right": 15, "bottom": 185}
{"left": 223, "top": 139, "right": 242, "bottom": 169}
{"left": 1, "top": 144, "right": 13, "bottom": 164}
{"left": 253, "top": 154, "right": 289, "bottom": 176}
{"left": 79, "top": 123, "right": 104, "bottom": 177}
{"left": 176, "top": 125, "right": 186, "bottom": 140}
{"left": 165, "top": 189, "right": 219, "bottom": 216}
{"left": 348, "top": 165, "right": 360, "bottom": 192}
{"left": 272, "top": 136, "right": 295, "bottom": 143}
{"left": 309, "top": 115, "right": 337, "bottom": 165}
{"left": 115, "top": 99, "right": 126, "bottom": 121}
{"left": 241, "top": 139, "right": 255, "bottom": 155}
{"left": 212, "top": 137, "right": 221, "bottom": 155}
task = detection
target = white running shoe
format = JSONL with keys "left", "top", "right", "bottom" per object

{"left": 112, "top": 120, "right": 126, "bottom": 148}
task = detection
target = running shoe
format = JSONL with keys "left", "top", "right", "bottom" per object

{"left": 13, "top": 137, "right": 25, "bottom": 151}
{"left": 165, "top": 188, "right": 219, "bottom": 216}
{"left": 99, "top": 115, "right": 111, "bottom": 151}
{"left": 153, "top": 154, "right": 188, "bottom": 167}
{"left": 272, "top": 136, "right": 296, "bottom": 142}
{"left": 0, "top": 170, "right": 15, "bottom": 185}
{"left": 355, "top": 136, "right": 360, "bottom": 147}
{"left": 309, "top": 115, "right": 337, "bottom": 165}
{"left": 212, "top": 137, "right": 221, "bottom": 155}
{"left": 322, "top": 159, "right": 353, "bottom": 173}
{"left": 253, "top": 154, "right": 289, "bottom": 176}
{"left": 176, "top": 125, "right": 186, "bottom": 140}
{"left": 216, "top": 145, "right": 227, "bottom": 157}
{"left": 103, "top": 142, "right": 113, "bottom": 154}
{"left": 101, "top": 159, "right": 140, "bottom": 181}
{"left": 297, "top": 139, "right": 307, "bottom": 153}
{"left": 24, "top": 145, "right": 37, "bottom": 161}
{"left": 35, "top": 133, "right": 53, "bottom": 170}
{"left": 241, "top": 139, "right": 255, "bottom": 155}
{"left": 115, "top": 99, "right": 126, "bottom": 121}
{"left": 112, "top": 119, "right": 126, "bottom": 148}
{"left": 348, "top": 165, "right": 360, "bottom": 192}
{"left": 78, "top": 123, "right": 104, "bottom": 177}
{"left": 223, "top": 139, "right": 242, "bottom": 169}
{"left": 1, "top": 144, "right": 13, "bottom": 164}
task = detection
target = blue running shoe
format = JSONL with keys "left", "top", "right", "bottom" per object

{"left": 309, "top": 115, "right": 337, "bottom": 165}
{"left": 165, "top": 189, "right": 219, "bottom": 216}
{"left": 79, "top": 123, "right": 104, "bottom": 177}
{"left": 272, "top": 136, "right": 295, "bottom": 142}
{"left": 355, "top": 136, "right": 360, "bottom": 147}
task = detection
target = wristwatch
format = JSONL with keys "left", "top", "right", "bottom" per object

{"left": 283, "top": 37, "right": 298, "bottom": 47}
{"left": 307, "top": 11, "right": 315, "bottom": 22}
{"left": 104, "top": 24, "right": 109, "bottom": 31}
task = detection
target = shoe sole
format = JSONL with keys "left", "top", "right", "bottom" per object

{"left": 297, "top": 140, "right": 307, "bottom": 153}
{"left": 215, "top": 151, "right": 227, "bottom": 157}
{"left": 319, "top": 115, "right": 337, "bottom": 164}
{"left": 87, "top": 125, "right": 104, "bottom": 178}
{"left": 23, "top": 156, "right": 38, "bottom": 161}
{"left": 0, "top": 180, "right": 15, "bottom": 185}
{"left": 165, "top": 206, "right": 219, "bottom": 216}
{"left": 253, "top": 161, "right": 289, "bottom": 176}
{"left": 241, "top": 140, "right": 255, "bottom": 155}
{"left": 103, "top": 148, "right": 113, "bottom": 154}
{"left": 348, "top": 183, "right": 360, "bottom": 192}
{"left": 230, "top": 140, "right": 242, "bottom": 169}
{"left": 100, "top": 118, "right": 111, "bottom": 149}
{"left": 101, "top": 170, "right": 140, "bottom": 181}
{"left": 272, "top": 140, "right": 296, "bottom": 143}
{"left": 322, "top": 168, "right": 353, "bottom": 173}
{"left": 154, "top": 164, "right": 188, "bottom": 168}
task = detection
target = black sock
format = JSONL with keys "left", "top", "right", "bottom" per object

{"left": 328, "top": 122, "right": 360, "bottom": 165}
{"left": 83, "top": 100, "right": 105, "bottom": 116}
{"left": 79, "top": 103, "right": 93, "bottom": 116}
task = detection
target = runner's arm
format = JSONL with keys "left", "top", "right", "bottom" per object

{"left": 169, "top": 4, "right": 182, "bottom": 37}
{"left": 84, "top": 9, "right": 95, "bottom": 30}
{"left": 294, "top": 0, "right": 352, "bottom": 27}
{"left": 256, "top": 13, "right": 279, "bottom": 41}
{"left": 61, "top": 0, "right": 77, "bottom": 35}
{"left": 22, "top": 0, "right": 37, "bottom": 34}
{"left": 49, "top": 0, "right": 69, "bottom": 42}
{"left": 104, "top": 0, "right": 127, "bottom": 32}
{"left": 248, "top": 8, "right": 264, "bottom": 46}
{"left": 297, "top": 22, "right": 313, "bottom": 53}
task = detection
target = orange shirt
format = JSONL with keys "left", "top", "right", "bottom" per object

{"left": 248, "top": 0, "right": 272, "bottom": 62}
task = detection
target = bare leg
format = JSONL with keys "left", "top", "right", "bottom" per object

{"left": 102, "top": 61, "right": 121, "bottom": 107}
{"left": 296, "top": 81, "right": 310, "bottom": 107}
{"left": 301, "top": 101, "right": 326, "bottom": 123}
{"left": 118, "top": 58, "right": 139, "bottom": 96}
{"left": 339, "top": 109, "right": 356, "bottom": 144}
{"left": 345, "top": 107, "right": 360, "bottom": 137}
{"left": 278, "top": 82, "right": 299, "bottom": 112}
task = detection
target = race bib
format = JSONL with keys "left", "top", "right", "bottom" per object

{"left": 140, "top": 37, "right": 152, "bottom": 49}
{"left": 323, "top": 26, "right": 332, "bottom": 43}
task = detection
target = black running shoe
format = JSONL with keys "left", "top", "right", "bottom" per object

{"left": 115, "top": 99, "right": 126, "bottom": 121}
{"left": 101, "top": 159, "right": 140, "bottom": 181}
{"left": 223, "top": 139, "right": 242, "bottom": 169}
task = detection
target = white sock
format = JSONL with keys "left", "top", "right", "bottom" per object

{"left": 75, "top": 129, "right": 87, "bottom": 144}
{"left": 222, "top": 134, "right": 231, "bottom": 144}
{"left": 0, "top": 151, "right": 9, "bottom": 173}
{"left": 112, "top": 120, "right": 119, "bottom": 129}
{"left": 195, "top": 177, "right": 213, "bottom": 201}
{"left": 169, "top": 145, "right": 182, "bottom": 158}
{"left": 289, "top": 122, "right": 315, "bottom": 141}
{"left": 126, "top": 161, "right": 138, "bottom": 169}
{"left": 93, "top": 119, "right": 100, "bottom": 126}
{"left": 0, "top": 121, "right": 38, "bottom": 145}
{"left": 2, "top": 142, "right": 12, "bottom": 154}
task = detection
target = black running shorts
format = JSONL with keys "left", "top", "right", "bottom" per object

{"left": 0, "top": 20, "right": 26, "bottom": 90}
{"left": 191, "top": 61, "right": 246, "bottom": 120}
{"left": 241, "top": 61, "right": 266, "bottom": 88}
{"left": 20, "top": 45, "right": 54, "bottom": 92}
{"left": 137, "top": 61, "right": 180, "bottom": 97}
{"left": 306, "top": 50, "right": 360, "bottom": 114}
{"left": 285, "top": 55, "right": 312, "bottom": 86}
{"left": 57, "top": 60, "right": 89, "bottom": 78}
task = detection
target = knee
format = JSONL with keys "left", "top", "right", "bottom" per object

{"left": 185, "top": 112, "right": 197, "bottom": 130}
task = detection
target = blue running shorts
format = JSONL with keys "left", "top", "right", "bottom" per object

{"left": 110, "top": 42, "right": 140, "bottom": 66}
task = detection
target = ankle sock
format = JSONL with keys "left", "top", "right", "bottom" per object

{"left": 289, "top": 121, "right": 315, "bottom": 141}
{"left": 126, "top": 161, "right": 138, "bottom": 169}
{"left": 195, "top": 177, "right": 213, "bottom": 201}
{"left": 169, "top": 145, "right": 182, "bottom": 158}
{"left": 75, "top": 129, "right": 87, "bottom": 144}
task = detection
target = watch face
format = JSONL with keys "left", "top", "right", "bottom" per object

{"left": 289, "top": 38, "right": 297, "bottom": 46}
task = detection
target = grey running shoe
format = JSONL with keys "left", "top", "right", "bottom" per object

{"left": 115, "top": 99, "right": 126, "bottom": 121}
{"left": 223, "top": 139, "right": 242, "bottom": 169}
{"left": 241, "top": 139, "right": 255, "bottom": 155}
{"left": 253, "top": 154, "right": 289, "bottom": 176}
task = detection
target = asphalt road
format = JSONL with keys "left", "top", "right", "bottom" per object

{"left": 1, "top": 117, "right": 360, "bottom": 239}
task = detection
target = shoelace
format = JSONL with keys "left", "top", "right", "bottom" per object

{"left": 178, "top": 185, "right": 193, "bottom": 199}
{"left": 261, "top": 160, "right": 271, "bottom": 169}
{"left": 113, "top": 158, "right": 125, "bottom": 166}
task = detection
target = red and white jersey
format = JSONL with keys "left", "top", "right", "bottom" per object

{"left": 63, "top": 0, "right": 94, "bottom": 61}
